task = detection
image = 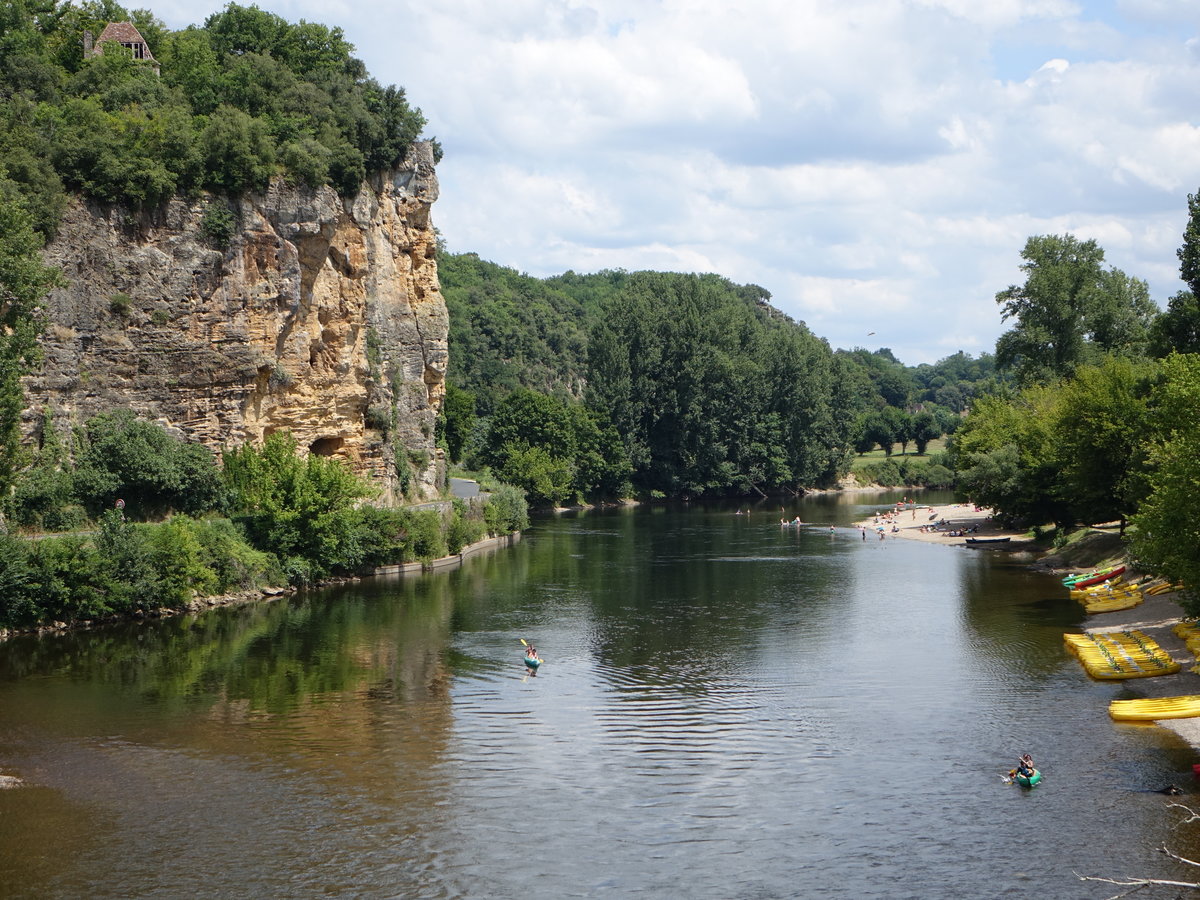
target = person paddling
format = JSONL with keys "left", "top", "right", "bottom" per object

{"left": 1015, "top": 753, "right": 1036, "bottom": 778}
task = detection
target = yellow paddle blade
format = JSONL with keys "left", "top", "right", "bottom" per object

{"left": 520, "top": 638, "right": 528, "bottom": 646}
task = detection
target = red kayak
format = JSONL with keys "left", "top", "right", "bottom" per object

{"left": 1071, "top": 565, "right": 1125, "bottom": 589}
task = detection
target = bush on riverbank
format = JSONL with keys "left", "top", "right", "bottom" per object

{"left": 0, "top": 422, "right": 530, "bottom": 631}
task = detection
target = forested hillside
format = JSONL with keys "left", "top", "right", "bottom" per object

{"left": 441, "top": 256, "right": 855, "bottom": 499}
{"left": 438, "top": 250, "right": 1002, "bottom": 500}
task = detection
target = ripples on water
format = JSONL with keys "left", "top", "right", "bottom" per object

{"left": 3, "top": 497, "right": 1200, "bottom": 898}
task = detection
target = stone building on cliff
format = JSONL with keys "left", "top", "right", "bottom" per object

{"left": 23, "top": 143, "right": 449, "bottom": 504}
{"left": 83, "top": 22, "right": 160, "bottom": 75}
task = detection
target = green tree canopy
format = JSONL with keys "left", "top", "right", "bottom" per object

{"left": 587, "top": 272, "right": 848, "bottom": 495}
{"left": 1132, "top": 353, "right": 1200, "bottom": 611}
{"left": 1050, "top": 356, "right": 1154, "bottom": 529}
{"left": 71, "top": 409, "right": 225, "bottom": 517}
{"left": 995, "top": 234, "right": 1155, "bottom": 385}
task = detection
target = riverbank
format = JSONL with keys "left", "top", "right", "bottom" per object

{"left": 856, "top": 500, "right": 1200, "bottom": 752}
{"left": 0, "top": 531, "right": 523, "bottom": 643}
{"left": 853, "top": 500, "right": 1035, "bottom": 548}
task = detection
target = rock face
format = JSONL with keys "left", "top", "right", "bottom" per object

{"left": 23, "top": 142, "right": 447, "bottom": 502}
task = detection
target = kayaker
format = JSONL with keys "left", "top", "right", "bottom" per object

{"left": 1016, "top": 754, "right": 1035, "bottom": 777}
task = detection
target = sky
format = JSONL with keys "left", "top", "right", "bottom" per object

{"left": 155, "top": 0, "right": 1200, "bottom": 365}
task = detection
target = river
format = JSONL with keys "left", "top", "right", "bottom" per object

{"left": 2, "top": 489, "right": 1199, "bottom": 898}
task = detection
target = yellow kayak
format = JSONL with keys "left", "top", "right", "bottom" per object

{"left": 1109, "top": 695, "right": 1200, "bottom": 721}
{"left": 1082, "top": 593, "right": 1144, "bottom": 614}
{"left": 1064, "top": 632, "right": 1179, "bottom": 679}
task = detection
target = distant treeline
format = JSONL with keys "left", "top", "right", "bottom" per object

{"left": 438, "top": 253, "right": 997, "bottom": 503}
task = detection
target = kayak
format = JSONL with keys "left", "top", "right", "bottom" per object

{"left": 1109, "top": 695, "right": 1200, "bottom": 721}
{"left": 1062, "top": 566, "right": 1121, "bottom": 587}
{"left": 524, "top": 654, "right": 541, "bottom": 670}
{"left": 1014, "top": 769, "right": 1042, "bottom": 787}
{"left": 1070, "top": 566, "right": 1126, "bottom": 590}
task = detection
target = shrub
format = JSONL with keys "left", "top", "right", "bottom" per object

{"left": 0, "top": 533, "right": 37, "bottom": 628}
{"left": 200, "top": 202, "right": 238, "bottom": 249}
{"left": 184, "top": 516, "right": 283, "bottom": 590}
{"left": 72, "top": 410, "right": 225, "bottom": 518}
{"left": 921, "top": 464, "right": 955, "bottom": 489}
{"left": 402, "top": 509, "right": 446, "bottom": 561}
{"left": 25, "top": 534, "right": 110, "bottom": 622}
{"left": 483, "top": 483, "right": 529, "bottom": 534}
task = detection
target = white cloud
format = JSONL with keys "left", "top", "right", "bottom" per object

{"left": 153, "top": 0, "right": 1200, "bottom": 363}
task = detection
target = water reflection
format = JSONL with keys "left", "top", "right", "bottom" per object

{"left": 3, "top": 493, "right": 1200, "bottom": 898}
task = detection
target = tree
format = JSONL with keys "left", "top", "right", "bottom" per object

{"left": 199, "top": 104, "right": 275, "bottom": 194}
{"left": 894, "top": 411, "right": 914, "bottom": 455}
{"left": 1131, "top": 354, "right": 1200, "bottom": 612}
{"left": 910, "top": 411, "right": 941, "bottom": 454}
{"left": 1178, "top": 188, "right": 1200, "bottom": 299}
{"left": 995, "top": 234, "right": 1154, "bottom": 385}
{"left": 479, "top": 388, "right": 629, "bottom": 503}
{"left": 1050, "top": 356, "right": 1154, "bottom": 530}
{"left": 995, "top": 234, "right": 1105, "bottom": 384}
{"left": 72, "top": 410, "right": 225, "bottom": 517}
{"left": 587, "top": 271, "right": 846, "bottom": 496}
{"left": 1149, "top": 291, "right": 1200, "bottom": 357}
{"left": 222, "top": 430, "right": 373, "bottom": 579}
{"left": 437, "top": 382, "right": 476, "bottom": 464}
{"left": 0, "top": 176, "right": 60, "bottom": 496}
{"left": 865, "top": 407, "right": 903, "bottom": 456}
{"left": 953, "top": 387, "right": 1070, "bottom": 527}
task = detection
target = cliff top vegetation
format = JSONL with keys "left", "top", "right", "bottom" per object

{"left": 0, "top": 0, "right": 431, "bottom": 238}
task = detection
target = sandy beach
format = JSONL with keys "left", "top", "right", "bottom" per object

{"left": 853, "top": 500, "right": 1028, "bottom": 547}
{"left": 856, "top": 498, "right": 1200, "bottom": 748}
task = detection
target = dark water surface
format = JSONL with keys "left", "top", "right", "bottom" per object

{"left": 3, "top": 490, "right": 1200, "bottom": 898}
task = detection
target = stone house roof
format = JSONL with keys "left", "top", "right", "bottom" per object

{"left": 90, "top": 22, "right": 158, "bottom": 67}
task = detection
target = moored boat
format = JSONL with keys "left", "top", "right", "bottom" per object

{"left": 965, "top": 537, "right": 1010, "bottom": 546}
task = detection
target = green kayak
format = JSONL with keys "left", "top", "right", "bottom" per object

{"left": 1014, "top": 769, "right": 1042, "bottom": 788}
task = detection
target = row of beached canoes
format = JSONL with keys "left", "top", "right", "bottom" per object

{"left": 1068, "top": 573, "right": 1184, "bottom": 615}
{"left": 1105, "top": 623, "right": 1200, "bottom": 720}
{"left": 1062, "top": 572, "right": 1200, "bottom": 721}
{"left": 1064, "top": 631, "right": 1179, "bottom": 679}
{"left": 1062, "top": 565, "right": 1125, "bottom": 589}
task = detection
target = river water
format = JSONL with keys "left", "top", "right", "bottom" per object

{"left": 2, "top": 490, "right": 1200, "bottom": 898}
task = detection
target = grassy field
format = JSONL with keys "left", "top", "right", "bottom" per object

{"left": 849, "top": 438, "right": 947, "bottom": 478}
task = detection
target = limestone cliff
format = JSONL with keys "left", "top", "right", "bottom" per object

{"left": 22, "top": 142, "right": 448, "bottom": 503}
